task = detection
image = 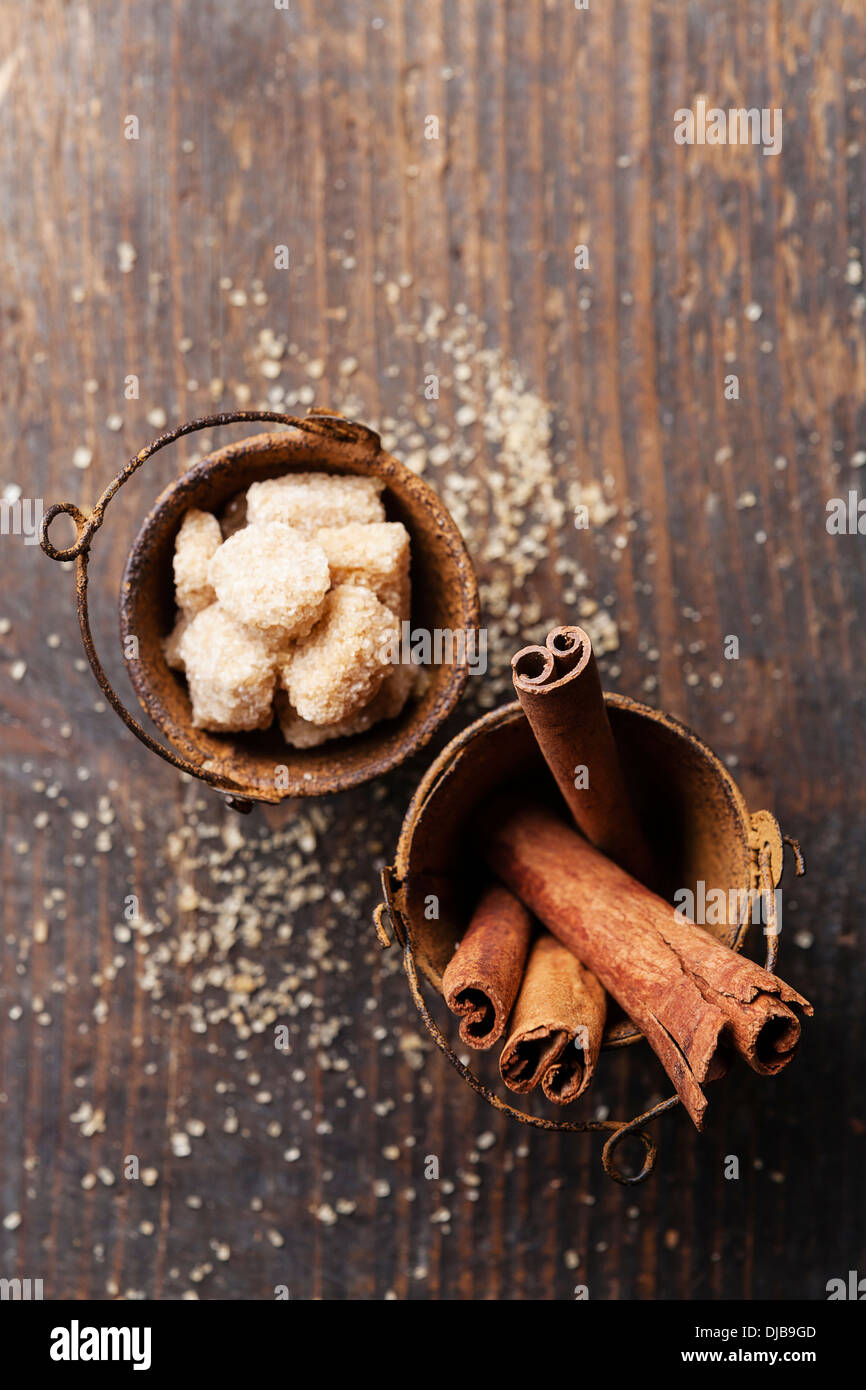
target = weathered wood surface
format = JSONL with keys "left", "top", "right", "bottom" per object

{"left": 1, "top": 0, "right": 864, "bottom": 1300}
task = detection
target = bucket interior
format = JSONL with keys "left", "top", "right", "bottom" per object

{"left": 120, "top": 429, "right": 477, "bottom": 797}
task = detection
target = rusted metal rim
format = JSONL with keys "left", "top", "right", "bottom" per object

{"left": 118, "top": 425, "right": 479, "bottom": 800}
{"left": 40, "top": 410, "right": 480, "bottom": 806}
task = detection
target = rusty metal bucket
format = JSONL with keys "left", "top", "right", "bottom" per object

{"left": 39, "top": 411, "right": 479, "bottom": 811}
{"left": 376, "top": 698, "right": 803, "bottom": 1185}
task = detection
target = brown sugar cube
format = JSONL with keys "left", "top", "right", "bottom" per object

{"left": 208, "top": 522, "right": 330, "bottom": 638}
{"left": 280, "top": 584, "right": 399, "bottom": 725}
{"left": 277, "top": 660, "right": 417, "bottom": 748}
{"left": 316, "top": 521, "right": 411, "bottom": 619}
{"left": 163, "top": 611, "right": 191, "bottom": 671}
{"left": 173, "top": 509, "right": 223, "bottom": 614}
{"left": 179, "top": 604, "right": 277, "bottom": 732}
{"left": 245, "top": 472, "right": 385, "bottom": 532}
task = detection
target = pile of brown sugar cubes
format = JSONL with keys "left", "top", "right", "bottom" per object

{"left": 163, "top": 472, "right": 416, "bottom": 747}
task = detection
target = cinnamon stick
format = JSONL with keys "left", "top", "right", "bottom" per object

{"left": 511, "top": 626, "right": 655, "bottom": 885}
{"left": 499, "top": 932, "right": 606, "bottom": 1105}
{"left": 481, "top": 798, "right": 812, "bottom": 1129}
{"left": 441, "top": 882, "right": 532, "bottom": 1049}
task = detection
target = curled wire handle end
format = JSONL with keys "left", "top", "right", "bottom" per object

{"left": 601, "top": 1128, "right": 656, "bottom": 1185}
{"left": 40, "top": 502, "right": 97, "bottom": 562}
{"left": 601, "top": 1097, "right": 679, "bottom": 1184}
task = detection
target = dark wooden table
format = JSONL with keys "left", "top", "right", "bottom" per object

{"left": 1, "top": 0, "right": 864, "bottom": 1300}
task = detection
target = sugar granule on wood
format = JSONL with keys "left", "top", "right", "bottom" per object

{"left": 359, "top": 303, "right": 621, "bottom": 709}
{"left": 281, "top": 584, "right": 399, "bottom": 725}
{"left": 128, "top": 797, "right": 360, "bottom": 1043}
{"left": 179, "top": 605, "right": 277, "bottom": 731}
{"left": 173, "top": 508, "right": 223, "bottom": 615}
{"left": 208, "top": 522, "right": 330, "bottom": 637}
{"left": 245, "top": 472, "right": 385, "bottom": 531}
{"left": 316, "top": 521, "right": 410, "bottom": 618}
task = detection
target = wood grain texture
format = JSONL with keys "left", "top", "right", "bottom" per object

{"left": 1, "top": 0, "right": 864, "bottom": 1300}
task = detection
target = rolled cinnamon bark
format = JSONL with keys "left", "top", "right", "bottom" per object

{"left": 511, "top": 626, "right": 655, "bottom": 885}
{"left": 499, "top": 932, "right": 606, "bottom": 1105}
{"left": 441, "top": 882, "right": 532, "bottom": 1049}
{"left": 481, "top": 798, "right": 812, "bottom": 1129}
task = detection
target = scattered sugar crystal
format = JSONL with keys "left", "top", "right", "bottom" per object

{"left": 209, "top": 522, "right": 330, "bottom": 637}
{"left": 117, "top": 241, "right": 137, "bottom": 273}
{"left": 281, "top": 584, "right": 398, "bottom": 724}
{"left": 179, "top": 605, "right": 277, "bottom": 731}
{"left": 173, "top": 509, "right": 222, "bottom": 615}
{"left": 316, "top": 521, "right": 410, "bottom": 617}
{"left": 245, "top": 472, "right": 385, "bottom": 532}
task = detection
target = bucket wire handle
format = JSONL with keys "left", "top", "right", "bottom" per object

{"left": 40, "top": 411, "right": 380, "bottom": 806}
